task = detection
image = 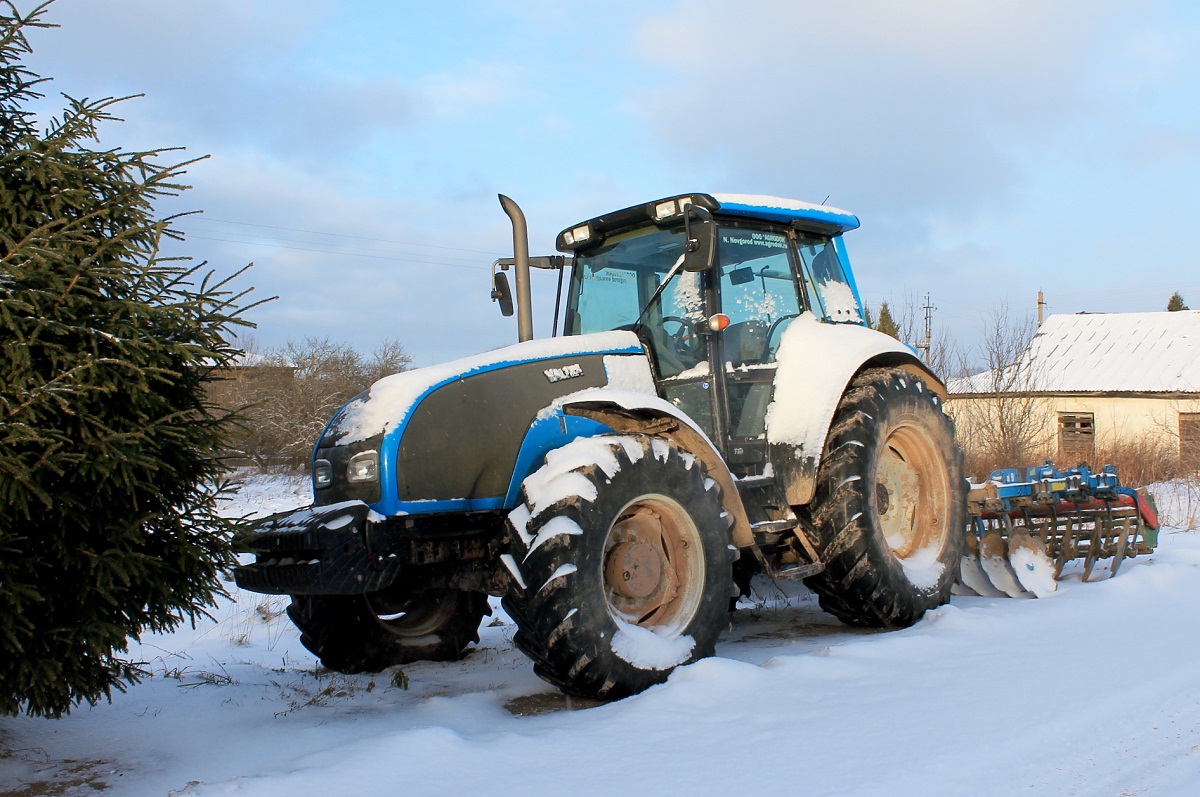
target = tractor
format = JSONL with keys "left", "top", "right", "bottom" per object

{"left": 235, "top": 192, "right": 966, "bottom": 700}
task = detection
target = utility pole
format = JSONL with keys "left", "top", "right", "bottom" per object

{"left": 916, "top": 292, "right": 935, "bottom": 360}
{"left": 1037, "top": 290, "right": 1045, "bottom": 326}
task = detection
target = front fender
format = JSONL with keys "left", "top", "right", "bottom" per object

{"left": 766, "top": 315, "right": 946, "bottom": 507}
{"left": 554, "top": 390, "right": 754, "bottom": 549}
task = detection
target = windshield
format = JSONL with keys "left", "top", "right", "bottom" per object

{"left": 566, "top": 225, "right": 705, "bottom": 378}
{"left": 567, "top": 225, "right": 690, "bottom": 333}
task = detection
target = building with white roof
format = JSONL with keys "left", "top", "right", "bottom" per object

{"left": 947, "top": 311, "right": 1200, "bottom": 465}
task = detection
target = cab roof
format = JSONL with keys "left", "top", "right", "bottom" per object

{"left": 558, "top": 192, "right": 860, "bottom": 250}
{"left": 709, "top": 193, "right": 860, "bottom": 233}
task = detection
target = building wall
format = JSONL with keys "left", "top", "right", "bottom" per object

{"left": 945, "top": 394, "right": 1200, "bottom": 458}
{"left": 1047, "top": 396, "right": 1200, "bottom": 447}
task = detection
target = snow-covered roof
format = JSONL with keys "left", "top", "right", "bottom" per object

{"left": 952, "top": 311, "right": 1200, "bottom": 394}
{"left": 711, "top": 193, "right": 860, "bottom": 233}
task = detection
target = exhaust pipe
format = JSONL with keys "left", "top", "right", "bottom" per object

{"left": 498, "top": 194, "right": 533, "bottom": 342}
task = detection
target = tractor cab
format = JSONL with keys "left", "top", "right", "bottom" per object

{"left": 556, "top": 192, "right": 866, "bottom": 475}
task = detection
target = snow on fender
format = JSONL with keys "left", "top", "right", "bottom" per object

{"left": 765, "top": 313, "right": 938, "bottom": 506}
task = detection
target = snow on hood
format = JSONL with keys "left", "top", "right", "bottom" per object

{"left": 328, "top": 331, "right": 642, "bottom": 445}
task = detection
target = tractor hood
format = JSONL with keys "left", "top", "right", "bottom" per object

{"left": 313, "top": 331, "right": 655, "bottom": 513}
{"left": 325, "top": 331, "right": 645, "bottom": 446}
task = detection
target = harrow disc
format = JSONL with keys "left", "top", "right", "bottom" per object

{"left": 978, "top": 532, "right": 1032, "bottom": 598}
{"left": 1006, "top": 529, "right": 1057, "bottom": 598}
{"left": 959, "top": 464, "right": 1157, "bottom": 598}
{"left": 957, "top": 533, "right": 1006, "bottom": 597}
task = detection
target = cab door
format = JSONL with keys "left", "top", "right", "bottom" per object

{"left": 709, "top": 225, "right": 808, "bottom": 476}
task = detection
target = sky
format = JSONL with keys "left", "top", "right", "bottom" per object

{"left": 15, "top": 0, "right": 1200, "bottom": 368}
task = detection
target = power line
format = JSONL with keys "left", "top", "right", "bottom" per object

{"left": 180, "top": 216, "right": 499, "bottom": 256}
{"left": 185, "top": 234, "right": 492, "bottom": 270}
{"left": 182, "top": 226, "right": 488, "bottom": 267}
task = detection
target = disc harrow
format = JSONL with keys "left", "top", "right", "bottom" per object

{"left": 958, "top": 463, "right": 1158, "bottom": 598}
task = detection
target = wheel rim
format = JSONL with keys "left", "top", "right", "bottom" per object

{"left": 365, "top": 588, "right": 458, "bottom": 638}
{"left": 875, "top": 423, "right": 951, "bottom": 560}
{"left": 602, "top": 495, "right": 706, "bottom": 633}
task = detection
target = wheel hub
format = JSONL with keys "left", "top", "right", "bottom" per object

{"left": 876, "top": 424, "right": 948, "bottom": 560}
{"left": 366, "top": 588, "right": 458, "bottom": 638}
{"left": 603, "top": 500, "right": 701, "bottom": 628}
{"left": 606, "top": 540, "right": 663, "bottom": 598}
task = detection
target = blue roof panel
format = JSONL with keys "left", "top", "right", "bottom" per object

{"left": 711, "top": 193, "right": 860, "bottom": 233}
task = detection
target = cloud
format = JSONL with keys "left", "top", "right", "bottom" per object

{"left": 629, "top": 0, "right": 1148, "bottom": 224}
{"left": 26, "top": 1, "right": 418, "bottom": 165}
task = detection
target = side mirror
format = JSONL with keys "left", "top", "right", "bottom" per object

{"left": 491, "top": 271, "right": 514, "bottom": 317}
{"left": 683, "top": 205, "right": 716, "bottom": 272}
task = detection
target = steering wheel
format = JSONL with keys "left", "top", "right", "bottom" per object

{"left": 661, "top": 315, "right": 700, "bottom": 364}
{"left": 763, "top": 313, "right": 801, "bottom": 361}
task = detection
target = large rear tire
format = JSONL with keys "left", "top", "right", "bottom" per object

{"left": 287, "top": 587, "right": 489, "bottom": 673}
{"left": 502, "top": 434, "right": 733, "bottom": 700}
{"left": 803, "top": 367, "right": 965, "bottom": 628}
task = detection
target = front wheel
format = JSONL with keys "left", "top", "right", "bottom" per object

{"left": 502, "top": 434, "right": 733, "bottom": 700}
{"left": 287, "top": 587, "right": 490, "bottom": 673}
{"left": 803, "top": 367, "right": 966, "bottom": 628}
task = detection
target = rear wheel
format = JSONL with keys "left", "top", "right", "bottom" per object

{"left": 287, "top": 587, "right": 489, "bottom": 673}
{"left": 503, "top": 434, "right": 733, "bottom": 700}
{"left": 803, "top": 368, "right": 965, "bottom": 627}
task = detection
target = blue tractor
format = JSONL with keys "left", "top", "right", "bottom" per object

{"left": 235, "top": 193, "right": 966, "bottom": 700}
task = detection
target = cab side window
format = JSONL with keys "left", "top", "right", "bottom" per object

{"left": 798, "top": 240, "right": 863, "bottom": 324}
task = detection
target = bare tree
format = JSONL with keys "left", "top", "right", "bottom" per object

{"left": 891, "top": 291, "right": 921, "bottom": 346}
{"left": 215, "top": 337, "right": 412, "bottom": 470}
{"left": 946, "top": 303, "right": 1053, "bottom": 477}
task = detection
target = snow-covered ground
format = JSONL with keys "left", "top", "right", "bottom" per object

{"left": 3, "top": 475, "right": 1199, "bottom": 797}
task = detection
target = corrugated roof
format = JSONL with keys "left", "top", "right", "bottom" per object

{"left": 952, "top": 311, "right": 1200, "bottom": 394}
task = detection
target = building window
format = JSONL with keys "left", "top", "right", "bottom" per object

{"left": 1058, "top": 412, "right": 1095, "bottom": 463}
{"left": 1181, "top": 412, "right": 1200, "bottom": 467}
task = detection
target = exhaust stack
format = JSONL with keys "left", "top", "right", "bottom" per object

{"left": 498, "top": 194, "right": 533, "bottom": 342}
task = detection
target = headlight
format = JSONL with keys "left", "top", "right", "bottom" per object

{"left": 653, "top": 199, "right": 680, "bottom": 220}
{"left": 558, "top": 223, "right": 595, "bottom": 250}
{"left": 346, "top": 450, "right": 379, "bottom": 483}
{"left": 313, "top": 459, "right": 333, "bottom": 489}
{"left": 564, "top": 224, "right": 591, "bottom": 246}
{"left": 651, "top": 197, "right": 692, "bottom": 221}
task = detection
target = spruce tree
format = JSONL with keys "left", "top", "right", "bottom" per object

{"left": 1, "top": 1, "right": 252, "bottom": 717}
{"left": 1167, "top": 291, "right": 1189, "bottom": 311}
{"left": 875, "top": 301, "right": 901, "bottom": 339}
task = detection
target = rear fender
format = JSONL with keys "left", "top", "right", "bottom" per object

{"left": 766, "top": 316, "right": 947, "bottom": 507}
